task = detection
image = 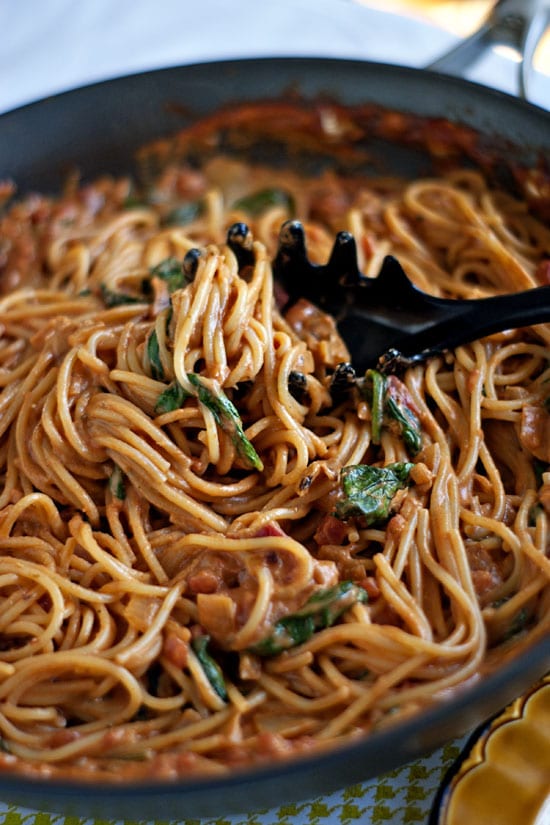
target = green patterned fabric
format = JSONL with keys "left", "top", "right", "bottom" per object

{"left": 0, "top": 737, "right": 467, "bottom": 825}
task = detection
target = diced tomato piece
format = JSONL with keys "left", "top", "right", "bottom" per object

{"left": 314, "top": 514, "right": 348, "bottom": 546}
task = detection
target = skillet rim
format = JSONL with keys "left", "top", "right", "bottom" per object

{"left": 1, "top": 55, "right": 550, "bottom": 193}
{"left": 2, "top": 53, "right": 550, "bottom": 119}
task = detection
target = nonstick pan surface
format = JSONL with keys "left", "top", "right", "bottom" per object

{"left": 0, "top": 58, "right": 549, "bottom": 820}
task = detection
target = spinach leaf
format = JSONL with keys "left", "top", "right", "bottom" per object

{"left": 362, "top": 369, "right": 422, "bottom": 456}
{"left": 100, "top": 284, "right": 145, "bottom": 308}
{"left": 155, "top": 381, "right": 191, "bottom": 414}
{"left": 146, "top": 330, "right": 164, "bottom": 380}
{"left": 506, "top": 608, "right": 528, "bottom": 639}
{"left": 163, "top": 200, "right": 204, "bottom": 227}
{"left": 150, "top": 257, "right": 187, "bottom": 293}
{"left": 365, "top": 368, "right": 385, "bottom": 445}
{"left": 385, "top": 394, "right": 422, "bottom": 456}
{"left": 250, "top": 581, "right": 368, "bottom": 657}
{"left": 123, "top": 196, "right": 148, "bottom": 209}
{"left": 102, "top": 257, "right": 189, "bottom": 310}
{"left": 336, "top": 462, "right": 413, "bottom": 524}
{"left": 232, "top": 188, "right": 294, "bottom": 216}
{"left": 490, "top": 597, "right": 529, "bottom": 639}
{"left": 187, "top": 373, "right": 263, "bottom": 471}
{"left": 191, "top": 635, "right": 227, "bottom": 701}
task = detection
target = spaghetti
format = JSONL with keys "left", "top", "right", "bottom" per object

{"left": 0, "top": 116, "right": 549, "bottom": 780}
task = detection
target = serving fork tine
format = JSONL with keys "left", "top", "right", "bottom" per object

{"left": 228, "top": 219, "right": 550, "bottom": 374}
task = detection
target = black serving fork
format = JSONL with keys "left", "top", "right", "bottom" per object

{"left": 228, "top": 220, "right": 550, "bottom": 374}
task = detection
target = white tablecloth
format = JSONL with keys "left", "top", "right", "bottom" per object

{"left": 0, "top": 0, "right": 548, "bottom": 113}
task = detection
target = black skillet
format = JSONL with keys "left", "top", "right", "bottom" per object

{"left": 0, "top": 58, "right": 549, "bottom": 819}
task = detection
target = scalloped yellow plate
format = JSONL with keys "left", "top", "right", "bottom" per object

{"left": 432, "top": 676, "right": 550, "bottom": 825}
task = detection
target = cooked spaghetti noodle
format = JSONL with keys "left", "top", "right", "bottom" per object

{"left": 0, "top": 114, "right": 549, "bottom": 780}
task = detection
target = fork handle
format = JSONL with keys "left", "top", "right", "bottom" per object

{"left": 427, "top": 0, "right": 548, "bottom": 101}
{"left": 400, "top": 283, "right": 550, "bottom": 359}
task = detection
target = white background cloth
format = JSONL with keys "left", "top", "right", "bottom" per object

{"left": 0, "top": 0, "right": 549, "bottom": 114}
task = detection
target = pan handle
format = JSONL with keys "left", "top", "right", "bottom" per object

{"left": 426, "top": 0, "right": 550, "bottom": 101}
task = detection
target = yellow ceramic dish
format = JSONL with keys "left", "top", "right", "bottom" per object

{"left": 433, "top": 676, "right": 550, "bottom": 825}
